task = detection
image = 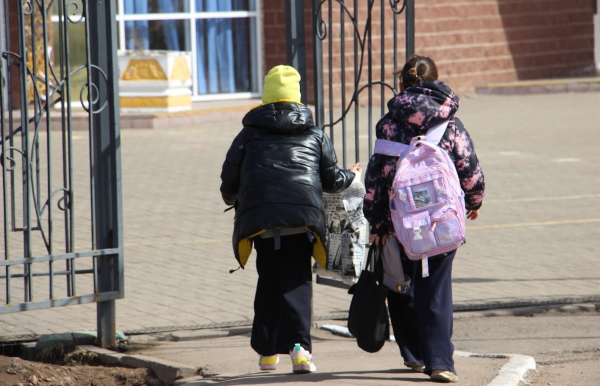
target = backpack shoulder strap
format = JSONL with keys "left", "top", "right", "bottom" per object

{"left": 424, "top": 119, "right": 450, "bottom": 145}
{"left": 374, "top": 119, "right": 450, "bottom": 156}
{"left": 374, "top": 139, "right": 408, "bottom": 157}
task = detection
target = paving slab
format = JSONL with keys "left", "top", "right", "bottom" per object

{"left": 130, "top": 324, "right": 514, "bottom": 386}
{"left": 0, "top": 91, "right": 599, "bottom": 385}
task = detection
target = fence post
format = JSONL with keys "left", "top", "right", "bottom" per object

{"left": 406, "top": 0, "right": 415, "bottom": 59}
{"left": 87, "top": 0, "right": 124, "bottom": 349}
{"left": 311, "top": 0, "right": 324, "bottom": 128}
{"left": 285, "top": 0, "right": 307, "bottom": 105}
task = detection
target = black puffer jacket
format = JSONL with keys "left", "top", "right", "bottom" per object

{"left": 220, "top": 102, "right": 355, "bottom": 268}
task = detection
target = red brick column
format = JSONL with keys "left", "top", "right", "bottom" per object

{"left": 260, "top": 1, "right": 315, "bottom": 104}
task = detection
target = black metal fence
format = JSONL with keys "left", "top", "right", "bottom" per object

{"left": 0, "top": 0, "right": 123, "bottom": 348}
{"left": 284, "top": 0, "right": 414, "bottom": 288}
{"left": 310, "top": 0, "right": 414, "bottom": 167}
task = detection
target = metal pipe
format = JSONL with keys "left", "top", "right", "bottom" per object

{"left": 88, "top": 0, "right": 124, "bottom": 350}
{"left": 406, "top": 0, "right": 414, "bottom": 60}
{"left": 1, "top": 0, "right": 11, "bottom": 305}
{"left": 16, "top": 0, "right": 32, "bottom": 303}
{"left": 340, "top": 1, "right": 347, "bottom": 169}
{"left": 380, "top": 0, "right": 385, "bottom": 116}
{"left": 285, "top": 0, "right": 307, "bottom": 105}
{"left": 367, "top": 1, "right": 373, "bottom": 159}
{"left": 328, "top": 0, "right": 333, "bottom": 139}
{"left": 312, "top": 0, "right": 324, "bottom": 128}
{"left": 353, "top": 0, "right": 359, "bottom": 164}
{"left": 63, "top": 0, "right": 76, "bottom": 297}
{"left": 40, "top": 0, "right": 54, "bottom": 299}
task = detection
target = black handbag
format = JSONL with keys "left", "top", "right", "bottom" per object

{"left": 347, "top": 243, "right": 390, "bottom": 353}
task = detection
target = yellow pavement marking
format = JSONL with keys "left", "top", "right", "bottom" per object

{"left": 486, "top": 77, "right": 600, "bottom": 88}
{"left": 484, "top": 193, "right": 600, "bottom": 203}
{"left": 125, "top": 238, "right": 230, "bottom": 248}
{"left": 468, "top": 218, "right": 600, "bottom": 230}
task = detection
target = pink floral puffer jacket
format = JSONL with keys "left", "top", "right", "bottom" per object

{"left": 363, "top": 80, "right": 485, "bottom": 232}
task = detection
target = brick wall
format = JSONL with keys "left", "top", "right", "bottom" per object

{"left": 417, "top": 0, "right": 596, "bottom": 95}
{"left": 261, "top": 0, "right": 315, "bottom": 103}
{"left": 262, "top": 1, "right": 287, "bottom": 72}
{"left": 261, "top": 0, "right": 596, "bottom": 105}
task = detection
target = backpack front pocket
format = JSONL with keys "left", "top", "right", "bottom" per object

{"left": 396, "top": 170, "right": 446, "bottom": 211}
{"left": 401, "top": 212, "right": 437, "bottom": 255}
{"left": 431, "top": 215, "right": 464, "bottom": 246}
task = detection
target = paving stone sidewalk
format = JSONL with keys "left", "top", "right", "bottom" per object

{"left": 1, "top": 91, "right": 599, "bottom": 339}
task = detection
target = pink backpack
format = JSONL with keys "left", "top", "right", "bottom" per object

{"left": 374, "top": 120, "right": 466, "bottom": 277}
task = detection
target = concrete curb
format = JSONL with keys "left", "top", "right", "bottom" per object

{"left": 79, "top": 345, "right": 197, "bottom": 385}
{"left": 321, "top": 325, "right": 537, "bottom": 386}
{"left": 455, "top": 351, "right": 536, "bottom": 386}
{"left": 117, "top": 301, "right": 599, "bottom": 345}
{"left": 2, "top": 298, "right": 595, "bottom": 345}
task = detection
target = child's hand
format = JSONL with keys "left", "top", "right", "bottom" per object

{"left": 369, "top": 223, "right": 388, "bottom": 246}
{"left": 349, "top": 162, "right": 362, "bottom": 174}
{"left": 369, "top": 232, "right": 388, "bottom": 247}
{"left": 467, "top": 209, "right": 479, "bottom": 220}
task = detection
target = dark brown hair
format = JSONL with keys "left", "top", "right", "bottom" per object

{"left": 394, "top": 55, "right": 438, "bottom": 89}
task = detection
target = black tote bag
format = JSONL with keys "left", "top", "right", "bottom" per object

{"left": 347, "top": 243, "right": 390, "bottom": 353}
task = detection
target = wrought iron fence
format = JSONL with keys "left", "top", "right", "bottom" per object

{"left": 0, "top": 0, "right": 123, "bottom": 347}
{"left": 311, "top": 0, "right": 414, "bottom": 168}
{"left": 286, "top": 0, "right": 415, "bottom": 288}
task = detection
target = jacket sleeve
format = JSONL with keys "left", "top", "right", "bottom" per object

{"left": 220, "top": 129, "right": 247, "bottom": 206}
{"left": 319, "top": 131, "right": 355, "bottom": 193}
{"left": 447, "top": 118, "right": 485, "bottom": 210}
{"left": 363, "top": 153, "right": 396, "bottom": 229}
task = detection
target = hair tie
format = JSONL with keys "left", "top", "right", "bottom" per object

{"left": 408, "top": 68, "right": 417, "bottom": 75}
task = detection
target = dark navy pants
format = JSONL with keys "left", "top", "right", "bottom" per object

{"left": 387, "top": 248, "right": 457, "bottom": 375}
{"left": 251, "top": 233, "right": 313, "bottom": 356}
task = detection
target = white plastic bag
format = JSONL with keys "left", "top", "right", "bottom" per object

{"left": 313, "top": 173, "right": 367, "bottom": 284}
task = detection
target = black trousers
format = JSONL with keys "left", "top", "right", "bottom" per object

{"left": 387, "top": 249, "right": 457, "bottom": 375}
{"left": 251, "top": 233, "right": 313, "bottom": 356}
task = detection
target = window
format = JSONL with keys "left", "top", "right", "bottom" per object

{"left": 116, "top": 0, "right": 261, "bottom": 100}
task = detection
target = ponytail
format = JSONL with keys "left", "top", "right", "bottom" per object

{"left": 394, "top": 55, "right": 438, "bottom": 89}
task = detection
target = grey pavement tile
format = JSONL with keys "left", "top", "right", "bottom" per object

{"left": 3, "top": 92, "right": 600, "bottom": 338}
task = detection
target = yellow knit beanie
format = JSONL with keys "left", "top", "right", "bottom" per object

{"left": 261, "top": 65, "right": 301, "bottom": 104}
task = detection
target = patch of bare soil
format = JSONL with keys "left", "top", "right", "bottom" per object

{"left": 0, "top": 348, "right": 164, "bottom": 386}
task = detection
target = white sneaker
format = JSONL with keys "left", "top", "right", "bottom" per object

{"left": 258, "top": 355, "right": 279, "bottom": 371}
{"left": 289, "top": 343, "right": 316, "bottom": 374}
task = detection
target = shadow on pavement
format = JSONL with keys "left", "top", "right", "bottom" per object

{"left": 197, "top": 368, "right": 430, "bottom": 385}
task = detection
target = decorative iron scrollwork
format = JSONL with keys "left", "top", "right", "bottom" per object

{"left": 1, "top": 0, "right": 99, "bottom": 273}
{"left": 313, "top": 0, "right": 408, "bottom": 130}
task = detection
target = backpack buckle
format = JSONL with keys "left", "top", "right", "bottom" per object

{"left": 413, "top": 227, "right": 422, "bottom": 240}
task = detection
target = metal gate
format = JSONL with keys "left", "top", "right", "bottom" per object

{"left": 311, "top": 0, "right": 414, "bottom": 166}
{"left": 286, "top": 0, "right": 414, "bottom": 166}
{"left": 285, "top": 0, "right": 414, "bottom": 287}
{"left": 0, "top": 0, "right": 123, "bottom": 348}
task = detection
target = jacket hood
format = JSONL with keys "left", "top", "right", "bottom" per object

{"left": 242, "top": 101, "right": 314, "bottom": 134}
{"left": 379, "top": 81, "right": 460, "bottom": 139}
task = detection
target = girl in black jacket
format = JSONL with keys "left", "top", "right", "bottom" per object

{"left": 220, "top": 65, "right": 360, "bottom": 374}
